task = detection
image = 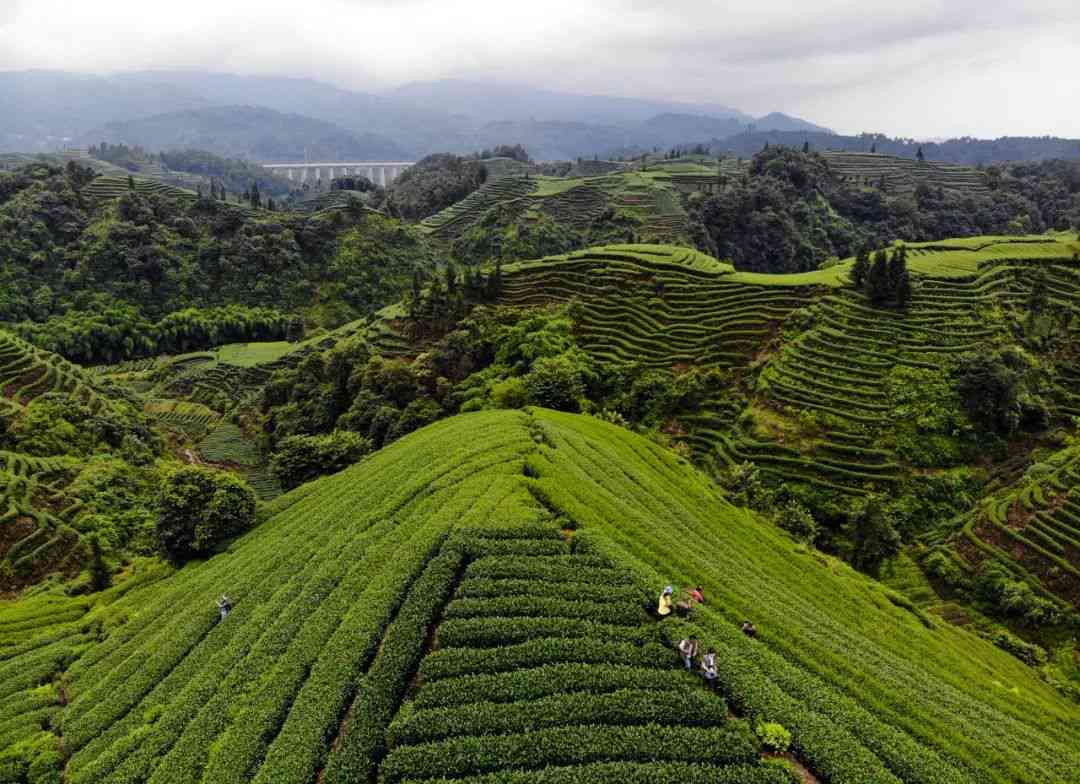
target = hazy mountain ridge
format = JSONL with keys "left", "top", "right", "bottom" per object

{"left": 83, "top": 105, "right": 408, "bottom": 162}
{"left": 0, "top": 70, "right": 828, "bottom": 160}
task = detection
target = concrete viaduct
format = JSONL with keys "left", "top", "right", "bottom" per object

{"left": 262, "top": 161, "right": 415, "bottom": 187}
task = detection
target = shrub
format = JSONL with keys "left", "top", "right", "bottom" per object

{"left": 777, "top": 501, "right": 818, "bottom": 544}
{"left": 756, "top": 720, "right": 792, "bottom": 752}
{"left": 491, "top": 377, "right": 528, "bottom": 409}
{"left": 524, "top": 354, "right": 586, "bottom": 412}
{"left": 922, "top": 548, "right": 968, "bottom": 590}
{"left": 975, "top": 562, "right": 1063, "bottom": 627}
{"left": 270, "top": 431, "right": 373, "bottom": 490}
{"left": 991, "top": 630, "right": 1048, "bottom": 666}
{"left": 156, "top": 466, "right": 256, "bottom": 559}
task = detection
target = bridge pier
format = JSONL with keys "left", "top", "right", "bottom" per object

{"left": 262, "top": 161, "right": 414, "bottom": 187}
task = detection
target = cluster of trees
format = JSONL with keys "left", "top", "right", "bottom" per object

{"left": 259, "top": 304, "right": 726, "bottom": 486}
{"left": 11, "top": 303, "right": 293, "bottom": 364}
{"left": 0, "top": 163, "right": 432, "bottom": 355}
{"left": 471, "top": 144, "right": 531, "bottom": 163}
{"left": 689, "top": 147, "right": 1076, "bottom": 274}
{"left": 383, "top": 154, "right": 488, "bottom": 220}
{"left": 330, "top": 175, "right": 379, "bottom": 193}
{"left": 156, "top": 466, "right": 256, "bottom": 559}
{"left": 158, "top": 148, "right": 295, "bottom": 197}
{"left": 405, "top": 261, "right": 503, "bottom": 340}
{"left": 702, "top": 131, "right": 1080, "bottom": 167}
{"left": 661, "top": 144, "right": 711, "bottom": 159}
{"left": 851, "top": 244, "right": 912, "bottom": 306}
{"left": 955, "top": 349, "right": 1048, "bottom": 437}
{"left": 88, "top": 142, "right": 151, "bottom": 171}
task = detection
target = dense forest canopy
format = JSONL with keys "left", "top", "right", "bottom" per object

{"left": 0, "top": 162, "right": 432, "bottom": 360}
{"left": 689, "top": 148, "right": 1080, "bottom": 273}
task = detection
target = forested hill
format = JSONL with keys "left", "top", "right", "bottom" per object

{"left": 0, "top": 161, "right": 432, "bottom": 362}
{"left": 701, "top": 132, "right": 1080, "bottom": 165}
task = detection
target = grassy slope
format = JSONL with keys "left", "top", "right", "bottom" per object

{"left": 1, "top": 410, "right": 1077, "bottom": 782}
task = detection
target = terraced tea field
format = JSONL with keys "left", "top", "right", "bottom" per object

{"left": 0, "top": 331, "right": 155, "bottom": 589}
{"left": 0, "top": 331, "right": 124, "bottom": 415}
{"left": 1, "top": 410, "right": 1075, "bottom": 782}
{"left": 950, "top": 443, "right": 1080, "bottom": 606}
{"left": 420, "top": 163, "right": 722, "bottom": 247}
{"left": 822, "top": 152, "right": 989, "bottom": 195}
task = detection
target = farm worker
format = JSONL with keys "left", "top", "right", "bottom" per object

{"left": 741, "top": 620, "right": 757, "bottom": 638}
{"left": 657, "top": 586, "right": 674, "bottom": 617}
{"left": 701, "top": 648, "right": 718, "bottom": 689}
{"left": 677, "top": 637, "right": 699, "bottom": 670}
{"left": 217, "top": 595, "right": 233, "bottom": 620}
{"left": 688, "top": 586, "right": 705, "bottom": 604}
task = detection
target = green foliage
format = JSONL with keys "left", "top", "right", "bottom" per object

{"left": 0, "top": 163, "right": 432, "bottom": 337}
{"left": 385, "top": 154, "right": 488, "bottom": 221}
{"left": 156, "top": 466, "right": 256, "bottom": 559}
{"left": 380, "top": 724, "right": 758, "bottom": 783}
{"left": 87, "top": 535, "right": 111, "bottom": 593}
{"left": 990, "top": 630, "right": 1048, "bottom": 667}
{"left": 270, "top": 431, "right": 373, "bottom": 490}
{"left": 974, "top": 562, "right": 1063, "bottom": 627}
{"left": 755, "top": 720, "right": 793, "bottom": 753}
{"left": 13, "top": 303, "right": 291, "bottom": 365}
{"left": 3, "top": 411, "right": 1078, "bottom": 784}
{"left": 776, "top": 501, "right": 818, "bottom": 544}
{"left": 922, "top": 548, "right": 969, "bottom": 590}
{"left": 4, "top": 393, "right": 156, "bottom": 462}
{"left": 848, "top": 499, "right": 901, "bottom": 576}
{"left": 956, "top": 349, "right": 1047, "bottom": 436}
{"left": 887, "top": 364, "right": 977, "bottom": 467}
{"left": 524, "top": 354, "right": 588, "bottom": 412}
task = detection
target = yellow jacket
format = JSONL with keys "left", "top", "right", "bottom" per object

{"left": 657, "top": 593, "right": 674, "bottom": 616}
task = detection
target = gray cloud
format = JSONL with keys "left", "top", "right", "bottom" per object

{"left": 0, "top": 0, "right": 1078, "bottom": 137}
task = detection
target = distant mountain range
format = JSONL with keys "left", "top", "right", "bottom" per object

{"left": 0, "top": 70, "right": 830, "bottom": 161}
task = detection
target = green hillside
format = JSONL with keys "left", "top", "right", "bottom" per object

{"left": 1, "top": 409, "right": 1077, "bottom": 782}
{"left": 418, "top": 161, "right": 726, "bottom": 255}
{"left": 821, "top": 152, "right": 989, "bottom": 195}
{"left": 0, "top": 330, "right": 160, "bottom": 592}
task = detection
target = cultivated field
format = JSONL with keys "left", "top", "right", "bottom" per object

{"left": 1, "top": 410, "right": 1075, "bottom": 782}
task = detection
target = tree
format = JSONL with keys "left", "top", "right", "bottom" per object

{"left": 445, "top": 262, "right": 458, "bottom": 296}
{"left": 955, "top": 352, "right": 1022, "bottom": 435}
{"left": 896, "top": 268, "right": 912, "bottom": 308}
{"left": 851, "top": 247, "right": 871, "bottom": 289}
{"left": 870, "top": 143, "right": 877, "bottom": 153}
{"left": 887, "top": 244, "right": 907, "bottom": 293}
{"left": 127, "top": 175, "right": 136, "bottom": 191}
{"left": 850, "top": 499, "right": 901, "bottom": 575}
{"left": 157, "top": 466, "right": 256, "bottom": 559}
{"left": 916, "top": 146, "right": 925, "bottom": 162}
{"left": 866, "top": 249, "right": 891, "bottom": 304}
{"left": 88, "top": 534, "right": 111, "bottom": 592}
{"left": 270, "top": 431, "right": 373, "bottom": 490}
{"left": 524, "top": 354, "right": 587, "bottom": 412}
{"left": 802, "top": 141, "right": 810, "bottom": 154}
{"left": 778, "top": 500, "right": 818, "bottom": 543}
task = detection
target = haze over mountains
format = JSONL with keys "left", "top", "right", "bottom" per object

{"left": 0, "top": 70, "right": 829, "bottom": 161}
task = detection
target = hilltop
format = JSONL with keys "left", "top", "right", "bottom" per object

{"left": 1, "top": 409, "right": 1076, "bottom": 782}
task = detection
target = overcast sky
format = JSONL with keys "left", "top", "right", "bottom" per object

{"left": 2, "top": 0, "right": 1078, "bottom": 138}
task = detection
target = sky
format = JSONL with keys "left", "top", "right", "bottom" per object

{"left": 1, "top": 0, "right": 1079, "bottom": 138}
